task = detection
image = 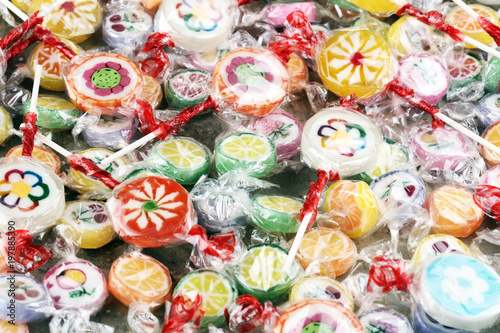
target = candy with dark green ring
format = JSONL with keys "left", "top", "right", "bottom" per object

{"left": 165, "top": 69, "right": 211, "bottom": 111}
{"left": 24, "top": 96, "right": 82, "bottom": 130}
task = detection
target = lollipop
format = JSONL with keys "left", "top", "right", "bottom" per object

{"left": 411, "top": 234, "right": 471, "bottom": 265}
{"left": 387, "top": 16, "right": 437, "bottom": 56}
{"left": 24, "top": 94, "right": 82, "bottom": 130}
{"left": 274, "top": 299, "right": 364, "bottom": 333}
{"left": 370, "top": 170, "right": 427, "bottom": 209}
{"left": 43, "top": 260, "right": 108, "bottom": 315}
{"left": 288, "top": 276, "right": 354, "bottom": 310}
{"left": 106, "top": 175, "right": 196, "bottom": 248}
{"left": 0, "top": 106, "right": 13, "bottom": 145}
{"left": 6, "top": 145, "right": 60, "bottom": 174}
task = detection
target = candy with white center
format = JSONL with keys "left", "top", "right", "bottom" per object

{"left": 358, "top": 309, "right": 414, "bottom": 333}
{"left": 103, "top": 6, "right": 154, "bottom": 50}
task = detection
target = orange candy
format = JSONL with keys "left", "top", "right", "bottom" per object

{"left": 6, "top": 145, "right": 61, "bottom": 174}
{"left": 108, "top": 252, "right": 172, "bottom": 308}
{"left": 296, "top": 227, "right": 357, "bottom": 278}
{"left": 287, "top": 53, "right": 308, "bottom": 92}
{"left": 427, "top": 185, "right": 484, "bottom": 238}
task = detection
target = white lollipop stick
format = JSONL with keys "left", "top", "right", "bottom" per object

{"left": 282, "top": 211, "right": 313, "bottom": 274}
{"left": 39, "top": 0, "right": 67, "bottom": 18}
{"left": 34, "top": 133, "right": 72, "bottom": 157}
{"left": 0, "top": 0, "right": 28, "bottom": 21}
{"left": 462, "top": 35, "right": 500, "bottom": 59}
{"left": 30, "top": 65, "right": 42, "bottom": 113}
{"left": 434, "top": 112, "right": 500, "bottom": 156}
{"left": 99, "top": 131, "right": 158, "bottom": 167}
{"left": 451, "top": 0, "right": 479, "bottom": 19}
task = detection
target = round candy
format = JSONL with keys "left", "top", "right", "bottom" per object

{"left": 66, "top": 148, "right": 129, "bottom": 198}
{"left": 107, "top": 175, "right": 196, "bottom": 248}
{"left": 6, "top": 145, "right": 61, "bottom": 174}
{"left": 482, "top": 121, "right": 500, "bottom": 166}
{"left": 103, "top": 6, "right": 153, "bottom": 50}
{"left": 262, "top": 2, "right": 316, "bottom": 27}
{"left": 318, "top": 29, "right": 395, "bottom": 99}
{"left": 427, "top": 186, "right": 483, "bottom": 238}
{"left": 65, "top": 52, "right": 144, "bottom": 115}
{"left": 0, "top": 106, "right": 13, "bottom": 145}
{"left": 213, "top": 48, "right": 289, "bottom": 117}
{"left": 149, "top": 136, "right": 211, "bottom": 185}
{"left": 155, "top": 0, "right": 233, "bottom": 53}
{"left": 411, "top": 127, "right": 468, "bottom": 171}
{"left": 387, "top": 16, "right": 436, "bottom": 56}
{"left": 412, "top": 305, "right": 470, "bottom": 333}
{"left": 81, "top": 114, "right": 138, "bottom": 150}
{"left": 24, "top": 95, "right": 82, "bottom": 130}
{"left": 0, "top": 274, "right": 52, "bottom": 323}
{"left": 250, "top": 195, "right": 302, "bottom": 233}
{"left": 0, "top": 157, "right": 65, "bottom": 233}
{"left": 324, "top": 180, "right": 379, "bottom": 238}
{"left": 0, "top": 319, "right": 28, "bottom": 333}
{"left": 43, "top": 260, "right": 108, "bottom": 315}
{"left": 142, "top": 74, "right": 163, "bottom": 109}
{"left": 301, "top": 107, "right": 382, "bottom": 177}
{"left": 165, "top": 69, "right": 211, "bottom": 111}
{"left": 27, "top": 38, "right": 81, "bottom": 91}
{"left": 289, "top": 276, "right": 354, "bottom": 310}
{"left": 446, "top": 52, "right": 482, "bottom": 90}
{"left": 297, "top": 227, "right": 357, "bottom": 278}
{"left": 370, "top": 170, "right": 427, "bottom": 208}
{"left": 109, "top": 252, "right": 171, "bottom": 308}
{"left": 354, "top": 140, "right": 408, "bottom": 184}
{"left": 215, "top": 132, "right": 277, "bottom": 178}
{"left": 57, "top": 201, "right": 115, "bottom": 249}
{"left": 481, "top": 165, "right": 500, "bottom": 187}
{"left": 274, "top": 299, "right": 364, "bottom": 333}
{"left": 412, "top": 234, "right": 471, "bottom": 265}
{"left": 174, "top": 269, "right": 237, "bottom": 328}
{"left": 412, "top": 254, "right": 500, "bottom": 331}
{"left": 11, "top": 0, "right": 31, "bottom": 13}
{"left": 351, "top": 14, "right": 390, "bottom": 38}
{"left": 191, "top": 178, "right": 250, "bottom": 233}
{"left": 235, "top": 244, "right": 300, "bottom": 303}
{"left": 123, "top": 166, "right": 165, "bottom": 181}
{"left": 359, "top": 309, "right": 413, "bottom": 333}
{"left": 485, "top": 56, "right": 500, "bottom": 93}
{"left": 447, "top": 4, "right": 499, "bottom": 48}
{"left": 249, "top": 110, "right": 303, "bottom": 162}
{"left": 478, "top": 93, "right": 500, "bottom": 128}
{"left": 188, "top": 48, "right": 230, "bottom": 73}
{"left": 287, "top": 53, "right": 308, "bottom": 92}
{"left": 398, "top": 53, "right": 449, "bottom": 105}
{"left": 30, "top": 0, "right": 103, "bottom": 43}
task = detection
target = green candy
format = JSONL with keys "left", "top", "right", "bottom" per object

{"left": 165, "top": 69, "right": 211, "bottom": 111}
{"left": 485, "top": 56, "right": 500, "bottom": 93}
{"left": 302, "top": 322, "right": 336, "bottom": 333}
{"left": 24, "top": 95, "right": 82, "bottom": 130}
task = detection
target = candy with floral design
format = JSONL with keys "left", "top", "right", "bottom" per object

{"left": 103, "top": 6, "right": 153, "bottom": 49}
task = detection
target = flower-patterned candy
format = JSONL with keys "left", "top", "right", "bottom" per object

{"left": 66, "top": 148, "right": 129, "bottom": 199}
{"left": 0, "top": 107, "right": 13, "bottom": 146}
{"left": 412, "top": 305, "right": 470, "bottom": 333}
{"left": 0, "top": 157, "right": 65, "bottom": 233}
{"left": 411, "top": 127, "right": 469, "bottom": 171}
{"left": 107, "top": 175, "right": 196, "bottom": 248}
{"left": 274, "top": 299, "right": 364, "bottom": 333}
{"left": 249, "top": 109, "right": 303, "bottom": 162}
{"left": 214, "top": 48, "right": 290, "bottom": 117}
{"left": 165, "top": 69, "right": 212, "bottom": 111}
{"left": 103, "top": 5, "right": 154, "bottom": 50}
{"left": 43, "top": 260, "right": 108, "bottom": 315}
{"left": 155, "top": 0, "right": 234, "bottom": 53}
{"left": 289, "top": 276, "right": 354, "bottom": 311}
{"left": 301, "top": 107, "right": 382, "bottom": 177}
{"left": 65, "top": 52, "right": 144, "bottom": 115}
{"left": 30, "top": 0, "right": 103, "bottom": 43}
{"left": 57, "top": 201, "right": 115, "bottom": 249}
{"left": 358, "top": 309, "right": 414, "bottom": 333}
{"left": 398, "top": 53, "right": 449, "bottom": 106}
{"left": 27, "top": 38, "right": 82, "bottom": 92}
{"left": 0, "top": 274, "right": 52, "bottom": 323}
{"left": 81, "top": 114, "right": 138, "bottom": 150}
{"left": 411, "top": 234, "right": 471, "bottom": 265}
{"left": 412, "top": 254, "right": 500, "bottom": 331}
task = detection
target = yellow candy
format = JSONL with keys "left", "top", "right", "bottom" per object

{"left": 348, "top": 0, "right": 399, "bottom": 16}
{"left": 412, "top": 234, "right": 471, "bottom": 265}
{"left": 0, "top": 107, "right": 13, "bottom": 145}
{"left": 12, "top": 0, "right": 31, "bottom": 14}
{"left": 387, "top": 16, "right": 436, "bottom": 57}
{"left": 318, "top": 29, "right": 395, "bottom": 99}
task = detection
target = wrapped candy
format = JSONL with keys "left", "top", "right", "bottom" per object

{"left": 0, "top": 106, "right": 13, "bottom": 145}
{"left": 288, "top": 276, "right": 354, "bottom": 310}
{"left": 165, "top": 69, "right": 212, "bottom": 111}
{"left": 249, "top": 195, "right": 302, "bottom": 233}
{"left": 81, "top": 114, "right": 138, "bottom": 150}
{"left": 411, "top": 304, "right": 469, "bottom": 333}
{"left": 411, "top": 233, "right": 471, "bottom": 265}
{"left": 6, "top": 145, "right": 61, "bottom": 174}
{"left": 358, "top": 308, "right": 414, "bottom": 333}
{"left": 23, "top": 95, "right": 82, "bottom": 130}
{"left": 478, "top": 93, "right": 500, "bottom": 128}
{"left": 387, "top": 16, "right": 440, "bottom": 57}
{"left": 482, "top": 121, "right": 500, "bottom": 166}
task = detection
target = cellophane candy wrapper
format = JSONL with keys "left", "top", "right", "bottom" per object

{"left": 154, "top": 0, "right": 238, "bottom": 54}
{"left": 470, "top": 228, "right": 500, "bottom": 272}
{"left": 410, "top": 233, "right": 472, "bottom": 266}
{"left": 357, "top": 307, "right": 414, "bottom": 333}
{"left": 164, "top": 69, "right": 212, "bottom": 111}
{"left": 406, "top": 124, "right": 486, "bottom": 185}
{"left": 248, "top": 194, "right": 303, "bottom": 234}
{"left": 106, "top": 175, "right": 197, "bottom": 248}
{"left": 0, "top": 67, "right": 31, "bottom": 115}
{"left": 24, "top": 94, "right": 82, "bottom": 131}
{"left": 102, "top": 1, "right": 154, "bottom": 51}
{"left": 49, "top": 309, "right": 115, "bottom": 333}
{"left": 225, "top": 294, "right": 279, "bottom": 333}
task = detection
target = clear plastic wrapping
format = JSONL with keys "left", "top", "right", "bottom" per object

{"left": 81, "top": 113, "right": 138, "bottom": 150}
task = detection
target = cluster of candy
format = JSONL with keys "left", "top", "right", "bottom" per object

{"left": 1, "top": 0, "right": 500, "bottom": 332}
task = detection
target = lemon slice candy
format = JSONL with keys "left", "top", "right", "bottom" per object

{"left": 249, "top": 195, "right": 302, "bottom": 233}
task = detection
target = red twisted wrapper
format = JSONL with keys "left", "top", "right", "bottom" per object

{"left": 225, "top": 295, "right": 277, "bottom": 333}
{"left": 3, "top": 230, "right": 53, "bottom": 272}
{"left": 237, "top": 0, "right": 259, "bottom": 5}
{"left": 477, "top": 16, "right": 500, "bottom": 46}
{"left": 367, "top": 256, "right": 410, "bottom": 294}
{"left": 268, "top": 10, "right": 325, "bottom": 63}
{"left": 301, "top": 169, "right": 339, "bottom": 229}
{"left": 0, "top": 11, "right": 43, "bottom": 50}
{"left": 187, "top": 225, "right": 236, "bottom": 261}
{"left": 140, "top": 32, "right": 175, "bottom": 78}
{"left": 162, "top": 294, "right": 203, "bottom": 333}
{"left": 67, "top": 155, "right": 121, "bottom": 189}
{"left": 385, "top": 78, "right": 446, "bottom": 129}
{"left": 136, "top": 99, "right": 156, "bottom": 134}
{"left": 474, "top": 185, "right": 500, "bottom": 222}
{"left": 20, "top": 112, "right": 38, "bottom": 157}
{"left": 4, "top": 32, "right": 38, "bottom": 63}
{"left": 34, "top": 25, "right": 77, "bottom": 60}
{"left": 338, "top": 94, "right": 362, "bottom": 113}
{"left": 397, "top": 4, "right": 465, "bottom": 42}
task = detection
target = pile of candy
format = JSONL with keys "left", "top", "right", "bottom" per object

{"left": 1, "top": 0, "right": 500, "bottom": 332}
